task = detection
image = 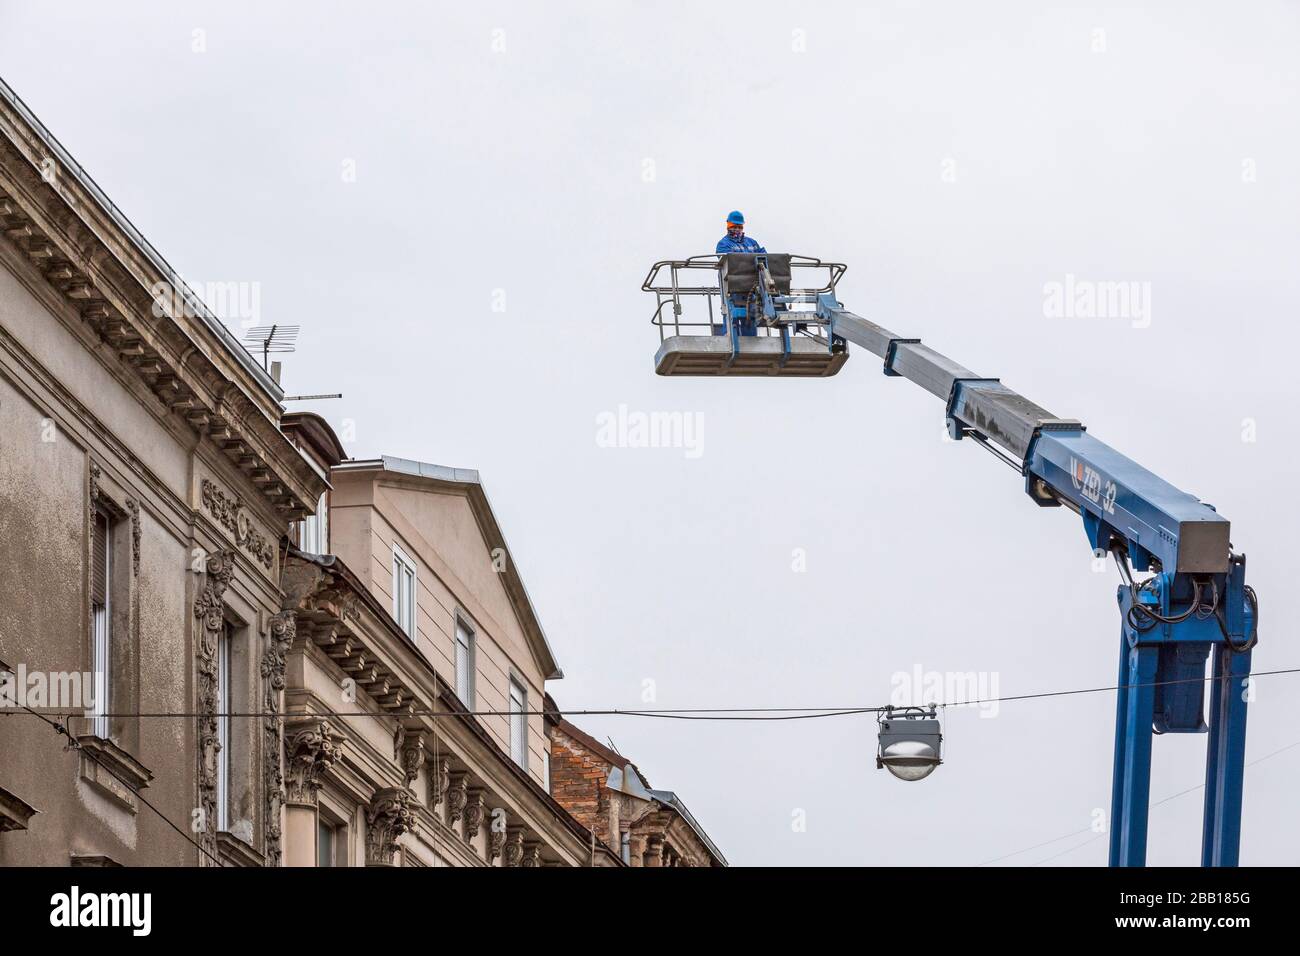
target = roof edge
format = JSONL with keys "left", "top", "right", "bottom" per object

{"left": 333, "top": 455, "right": 563, "bottom": 681}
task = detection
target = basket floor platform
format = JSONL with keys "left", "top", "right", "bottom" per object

{"left": 654, "top": 335, "right": 848, "bottom": 377}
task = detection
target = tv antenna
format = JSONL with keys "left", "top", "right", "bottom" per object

{"left": 243, "top": 324, "right": 299, "bottom": 371}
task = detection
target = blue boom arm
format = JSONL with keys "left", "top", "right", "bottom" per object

{"left": 822, "top": 299, "right": 1257, "bottom": 867}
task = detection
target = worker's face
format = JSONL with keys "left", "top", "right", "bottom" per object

{"left": 726, "top": 223, "right": 744, "bottom": 239}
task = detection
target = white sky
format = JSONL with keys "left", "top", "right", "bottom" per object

{"left": 3, "top": 0, "right": 1296, "bottom": 865}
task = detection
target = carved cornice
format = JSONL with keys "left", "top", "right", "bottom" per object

{"left": 486, "top": 807, "right": 507, "bottom": 864}
{"left": 286, "top": 556, "right": 429, "bottom": 722}
{"left": 463, "top": 789, "right": 485, "bottom": 844}
{"left": 400, "top": 729, "right": 425, "bottom": 789}
{"left": 446, "top": 772, "right": 468, "bottom": 827}
{"left": 284, "top": 719, "right": 340, "bottom": 807}
{"left": 502, "top": 825, "right": 525, "bottom": 868}
{"left": 428, "top": 754, "right": 450, "bottom": 812}
{"left": 192, "top": 549, "right": 235, "bottom": 865}
{"left": 200, "top": 478, "right": 274, "bottom": 570}
{"left": 521, "top": 842, "right": 542, "bottom": 868}
{"left": 365, "top": 787, "right": 414, "bottom": 866}
{"left": 0, "top": 138, "right": 323, "bottom": 519}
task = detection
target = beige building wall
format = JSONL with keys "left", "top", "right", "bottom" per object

{"left": 329, "top": 463, "right": 554, "bottom": 786}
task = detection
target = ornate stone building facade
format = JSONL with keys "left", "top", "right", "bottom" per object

{"left": 0, "top": 79, "right": 619, "bottom": 868}
{"left": 0, "top": 77, "right": 325, "bottom": 865}
{"left": 279, "top": 447, "right": 618, "bottom": 866}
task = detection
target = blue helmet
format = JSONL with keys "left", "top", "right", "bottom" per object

{"left": 726, "top": 210, "right": 745, "bottom": 226}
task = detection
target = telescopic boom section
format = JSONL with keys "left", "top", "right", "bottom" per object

{"left": 828, "top": 307, "right": 1229, "bottom": 575}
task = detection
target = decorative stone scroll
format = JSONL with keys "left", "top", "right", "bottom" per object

{"left": 260, "top": 610, "right": 295, "bottom": 866}
{"left": 365, "top": 787, "right": 415, "bottom": 866}
{"left": 502, "top": 825, "right": 526, "bottom": 868}
{"left": 427, "top": 754, "right": 450, "bottom": 810}
{"left": 193, "top": 549, "right": 236, "bottom": 865}
{"left": 400, "top": 729, "right": 426, "bottom": 789}
{"left": 447, "top": 772, "right": 468, "bottom": 826}
{"left": 285, "top": 719, "right": 340, "bottom": 806}
{"left": 463, "top": 789, "right": 485, "bottom": 844}
{"left": 200, "top": 478, "right": 275, "bottom": 570}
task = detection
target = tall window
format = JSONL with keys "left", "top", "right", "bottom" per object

{"left": 509, "top": 678, "right": 528, "bottom": 770}
{"left": 216, "top": 621, "right": 232, "bottom": 832}
{"left": 297, "top": 491, "right": 328, "bottom": 554}
{"left": 454, "top": 620, "right": 475, "bottom": 706}
{"left": 89, "top": 509, "right": 112, "bottom": 739}
{"left": 392, "top": 545, "right": 416, "bottom": 638}
{"left": 317, "top": 819, "right": 337, "bottom": 867}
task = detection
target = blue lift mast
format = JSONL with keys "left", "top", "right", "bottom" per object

{"left": 828, "top": 305, "right": 1257, "bottom": 867}
{"left": 645, "top": 254, "right": 1259, "bottom": 866}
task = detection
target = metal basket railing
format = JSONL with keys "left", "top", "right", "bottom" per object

{"left": 642, "top": 254, "right": 846, "bottom": 342}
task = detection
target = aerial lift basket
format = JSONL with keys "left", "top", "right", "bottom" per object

{"left": 642, "top": 253, "right": 850, "bottom": 377}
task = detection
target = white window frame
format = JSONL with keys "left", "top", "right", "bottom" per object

{"left": 216, "top": 622, "right": 232, "bottom": 832}
{"left": 89, "top": 508, "right": 111, "bottom": 740}
{"left": 297, "top": 491, "right": 328, "bottom": 554}
{"left": 391, "top": 543, "right": 417, "bottom": 639}
{"left": 509, "top": 678, "right": 528, "bottom": 771}
{"left": 454, "top": 618, "right": 475, "bottom": 706}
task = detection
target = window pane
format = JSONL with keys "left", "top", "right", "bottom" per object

{"left": 455, "top": 623, "right": 472, "bottom": 704}
{"left": 90, "top": 607, "right": 109, "bottom": 738}
{"left": 509, "top": 680, "right": 527, "bottom": 769}
{"left": 403, "top": 568, "right": 414, "bottom": 634}
{"left": 90, "top": 510, "right": 111, "bottom": 738}
{"left": 392, "top": 549, "right": 416, "bottom": 638}
{"left": 318, "top": 820, "right": 335, "bottom": 867}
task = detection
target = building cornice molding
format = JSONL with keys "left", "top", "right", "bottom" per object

{"left": 0, "top": 94, "right": 324, "bottom": 520}
{"left": 283, "top": 552, "right": 621, "bottom": 867}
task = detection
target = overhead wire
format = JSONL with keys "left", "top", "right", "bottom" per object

{"left": 18, "top": 704, "right": 221, "bottom": 865}
{"left": 5, "top": 667, "right": 1298, "bottom": 722}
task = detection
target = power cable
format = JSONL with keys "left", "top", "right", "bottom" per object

{"left": 18, "top": 704, "right": 221, "bottom": 866}
{"left": 4, "top": 666, "right": 1298, "bottom": 722}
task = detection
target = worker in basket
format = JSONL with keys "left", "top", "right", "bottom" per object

{"left": 714, "top": 210, "right": 766, "bottom": 336}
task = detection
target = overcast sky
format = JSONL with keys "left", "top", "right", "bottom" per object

{"left": 3, "top": 1, "right": 1296, "bottom": 866}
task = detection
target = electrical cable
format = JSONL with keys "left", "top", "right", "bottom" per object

{"left": 18, "top": 704, "right": 222, "bottom": 866}
{"left": 5, "top": 667, "right": 1298, "bottom": 722}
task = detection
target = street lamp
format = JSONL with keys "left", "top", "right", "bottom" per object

{"left": 876, "top": 706, "right": 943, "bottom": 782}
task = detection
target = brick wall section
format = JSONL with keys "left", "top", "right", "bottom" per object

{"left": 547, "top": 725, "right": 616, "bottom": 845}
